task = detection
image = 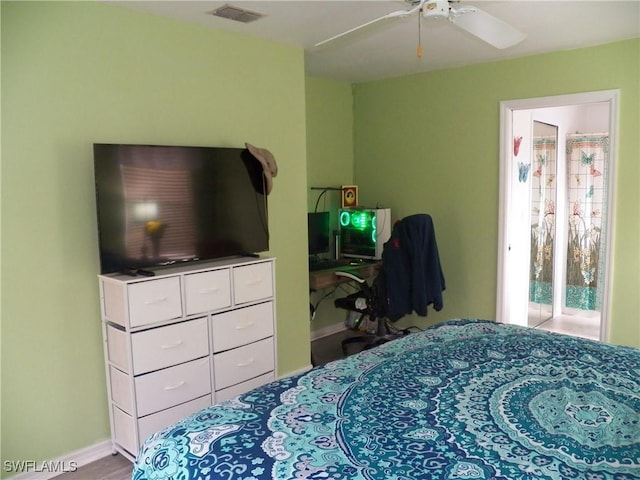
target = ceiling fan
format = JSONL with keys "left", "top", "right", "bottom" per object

{"left": 314, "top": 0, "right": 526, "bottom": 54}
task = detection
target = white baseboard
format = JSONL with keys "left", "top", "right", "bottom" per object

{"left": 7, "top": 440, "right": 113, "bottom": 480}
{"left": 310, "top": 322, "right": 347, "bottom": 342}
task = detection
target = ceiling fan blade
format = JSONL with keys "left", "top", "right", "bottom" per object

{"left": 451, "top": 6, "right": 525, "bottom": 49}
{"left": 314, "top": 3, "right": 424, "bottom": 48}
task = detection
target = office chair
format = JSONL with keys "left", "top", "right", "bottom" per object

{"left": 334, "top": 213, "right": 445, "bottom": 355}
{"left": 334, "top": 269, "right": 407, "bottom": 354}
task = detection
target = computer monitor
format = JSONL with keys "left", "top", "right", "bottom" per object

{"left": 307, "top": 212, "right": 330, "bottom": 255}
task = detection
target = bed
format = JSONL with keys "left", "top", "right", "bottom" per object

{"left": 132, "top": 319, "right": 640, "bottom": 480}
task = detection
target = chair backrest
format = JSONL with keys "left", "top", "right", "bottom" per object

{"left": 381, "top": 214, "right": 445, "bottom": 320}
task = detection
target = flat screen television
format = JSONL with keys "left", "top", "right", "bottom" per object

{"left": 307, "top": 211, "right": 330, "bottom": 256}
{"left": 93, "top": 143, "right": 269, "bottom": 275}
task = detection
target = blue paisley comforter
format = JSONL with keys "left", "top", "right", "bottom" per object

{"left": 133, "top": 319, "right": 640, "bottom": 480}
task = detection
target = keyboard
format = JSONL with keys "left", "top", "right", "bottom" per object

{"left": 308, "top": 258, "right": 346, "bottom": 271}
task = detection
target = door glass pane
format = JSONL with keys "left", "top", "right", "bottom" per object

{"left": 565, "top": 134, "right": 608, "bottom": 313}
{"left": 529, "top": 121, "right": 557, "bottom": 327}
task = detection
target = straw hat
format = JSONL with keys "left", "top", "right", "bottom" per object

{"left": 245, "top": 142, "right": 278, "bottom": 194}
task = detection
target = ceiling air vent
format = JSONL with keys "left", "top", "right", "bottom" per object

{"left": 208, "top": 4, "right": 266, "bottom": 23}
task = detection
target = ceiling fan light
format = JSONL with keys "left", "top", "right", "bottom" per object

{"left": 421, "top": 1, "right": 449, "bottom": 21}
{"left": 314, "top": 0, "right": 525, "bottom": 52}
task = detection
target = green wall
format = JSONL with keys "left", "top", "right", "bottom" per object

{"left": 1, "top": 1, "right": 310, "bottom": 470}
{"left": 305, "top": 76, "right": 354, "bottom": 332}
{"left": 352, "top": 39, "right": 640, "bottom": 345}
{"left": 306, "top": 77, "right": 354, "bottom": 206}
{"left": 2, "top": 0, "right": 639, "bottom": 471}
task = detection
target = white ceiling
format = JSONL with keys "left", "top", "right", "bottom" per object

{"left": 110, "top": 1, "right": 640, "bottom": 83}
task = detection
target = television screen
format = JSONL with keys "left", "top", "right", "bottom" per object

{"left": 93, "top": 143, "right": 269, "bottom": 274}
{"left": 307, "top": 212, "right": 330, "bottom": 255}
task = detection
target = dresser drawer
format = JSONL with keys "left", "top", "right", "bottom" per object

{"left": 131, "top": 318, "right": 209, "bottom": 375}
{"left": 210, "top": 302, "right": 273, "bottom": 353}
{"left": 233, "top": 262, "right": 273, "bottom": 305}
{"left": 138, "top": 395, "right": 211, "bottom": 445}
{"left": 135, "top": 358, "right": 211, "bottom": 417}
{"left": 128, "top": 277, "right": 183, "bottom": 327}
{"left": 107, "top": 325, "right": 129, "bottom": 372}
{"left": 213, "top": 337, "right": 274, "bottom": 390}
{"left": 102, "top": 280, "right": 127, "bottom": 327}
{"left": 215, "top": 372, "right": 274, "bottom": 403}
{"left": 110, "top": 365, "right": 133, "bottom": 413}
{"left": 112, "top": 406, "right": 137, "bottom": 456}
{"left": 184, "top": 269, "right": 231, "bottom": 315}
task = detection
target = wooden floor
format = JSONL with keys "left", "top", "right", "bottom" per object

{"left": 310, "top": 328, "right": 366, "bottom": 366}
{"left": 52, "top": 454, "right": 132, "bottom": 480}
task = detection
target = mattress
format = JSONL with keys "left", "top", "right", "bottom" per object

{"left": 133, "top": 319, "right": 640, "bottom": 479}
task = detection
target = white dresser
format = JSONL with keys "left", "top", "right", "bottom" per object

{"left": 98, "top": 256, "right": 276, "bottom": 459}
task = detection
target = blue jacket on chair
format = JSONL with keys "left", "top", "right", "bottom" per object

{"left": 382, "top": 214, "right": 445, "bottom": 320}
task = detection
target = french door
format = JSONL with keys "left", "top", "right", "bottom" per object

{"left": 497, "top": 90, "right": 619, "bottom": 341}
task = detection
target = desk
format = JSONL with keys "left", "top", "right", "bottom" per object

{"left": 309, "top": 261, "right": 380, "bottom": 291}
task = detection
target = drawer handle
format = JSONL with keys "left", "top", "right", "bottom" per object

{"left": 143, "top": 296, "right": 168, "bottom": 305}
{"left": 235, "top": 321, "right": 255, "bottom": 330}
{"left": 244, "top": 277, "right": 263, "bottom": 286}
{"left": 164, "top": 381, "right": 185, "bottom": 391}
{"left": 237, "top": 357, "right": 255, "bottom": 367}
{"left": 160, "top": 340, "right": 183, "bottom": 349}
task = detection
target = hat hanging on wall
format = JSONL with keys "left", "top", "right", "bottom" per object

{"left": 245, "top": 142, "right": 278, "bottom": 195}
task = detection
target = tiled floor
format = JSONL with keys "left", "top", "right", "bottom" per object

{"left": 536, "top": 314, "right": 601, "bottom": 340}
{"left": 528, "top": 303, "right": 601, "bottom": 340}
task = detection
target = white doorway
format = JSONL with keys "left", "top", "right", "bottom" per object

{"left": 496, "top": 90, "right": 619, "bottom": 342}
